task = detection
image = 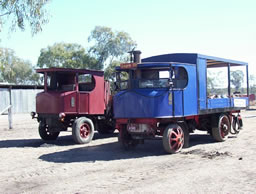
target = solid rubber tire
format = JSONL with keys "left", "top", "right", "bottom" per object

{"left": 212, "top": 114, "right": 230, "bottom": 142}
{"left": 163, "top": 123, "right": 185, "bottom": 154}
{"left": 38, "top": 122, "right": 60, "bottom": 141}
{"left": 72, "top": 117, "right": 94, "bottom": 144}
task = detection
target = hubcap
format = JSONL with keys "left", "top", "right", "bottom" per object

{"left": 80, "top": 123, "right": 90, "bottom": 138}
{"left": 169, "top": 127, "right": 184, "bottom": 152}
{"left": 220, "top": 117, "right": 229, "bottom": 138}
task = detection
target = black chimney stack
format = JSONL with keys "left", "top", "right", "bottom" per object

{"left": 129, "top": 50, "right": 142, "bottom": 63}
{"left": 133, "top": 50, "right": 142, "bottom": 63}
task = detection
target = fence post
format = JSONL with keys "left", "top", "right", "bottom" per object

{"left": 8, "top": 86, "right": 13, "bottom": 129}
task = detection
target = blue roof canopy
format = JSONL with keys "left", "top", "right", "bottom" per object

{"left": 116, "top": 53, "right": 248, "bottom": 70}
{"left": 142, "top": 53, "right": 248, "bottom": 67}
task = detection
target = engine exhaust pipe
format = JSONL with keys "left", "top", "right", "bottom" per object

{"left": 129, "top": 50, "right": 142, "bottom": 63}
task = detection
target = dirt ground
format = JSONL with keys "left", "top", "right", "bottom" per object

{"left": 0, "top": 110, "right": 256, "bottom": 194}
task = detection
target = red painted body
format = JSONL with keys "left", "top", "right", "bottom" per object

{"left": 33, "top": 68, "right": 114, "bottom": 144}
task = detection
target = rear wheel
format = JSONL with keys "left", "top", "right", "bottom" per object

{"left": 238, "top": 115, "right": 243, "bottom": 129}
{"left": 163, "top": 123, "right": 185, "bottom": 154}
{"left": 230, "top": 114, "right": 243, "bottom": 134}
{"left": 72, "top": 117, "right": 94, "bottom": 144}
{"left": 118, "top": 125, "right": 138, "bottom": 150}
{"left": 38, "top": 122, "right": 60, "bottom": 141}
{"left": 212, "top": 114, "right": 230, "bottom": 142}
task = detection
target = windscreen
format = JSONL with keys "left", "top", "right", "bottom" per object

{"left": 138, "top": 69, "right": 170, "bottom": 88}
{"left": 138, "top": 67, "right": 188, "bottom": 89}
{"left": 116, "top": 66, "right": 188, "bottom": 90}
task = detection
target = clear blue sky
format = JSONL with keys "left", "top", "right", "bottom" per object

{"left": 1, "top": 0, "right": 256, "bottom": 75}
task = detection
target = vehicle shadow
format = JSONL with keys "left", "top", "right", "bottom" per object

{"left": 0, "top": 136, "right": 74, "bottom": 148}
{"left": 93, "top": 131, "right": 118, "bottom": 140}
{"left": 39, "top": 140, "right": 165, "bottom": 163}
{"left": 39, "top": 133, "right": 219, "bottom": 163}
{"left": 0, "top": 132, "right": 118, "bottom": 148}
{"left": 189, "top": 133, "right": 216, "bottom": 147}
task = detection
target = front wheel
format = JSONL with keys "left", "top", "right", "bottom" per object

{"left": 163, "top": 124, "right": 185, "bottom": 154}
{"left": 72, "top": 117, "right": 94, "bottom": 144}
{"left": 38, "top": 122, "right": 60, "bottom": 141}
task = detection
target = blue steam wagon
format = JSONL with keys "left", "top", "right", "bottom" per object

{"left": 114, "top": 51, "right": 249, "bottom": 153}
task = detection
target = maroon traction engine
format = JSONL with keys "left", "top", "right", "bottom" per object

{"left": 31, "top": 68, "right": 115, "bottom": 144}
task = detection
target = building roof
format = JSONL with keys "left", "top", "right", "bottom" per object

{"left": 0, "top": 83, "right": 43, "bottom": 89}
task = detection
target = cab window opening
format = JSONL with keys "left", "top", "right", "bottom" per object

{"left": 138, "top": 67, "right": 188, "bottom": 89}
{"left": 78, "top": 74, "right": 96, "bottom": 91}
{"left": 138, "top": 69, "right": 170, "bottom": 88}
{"left": 47, "top": 72, "right": 75, "bottom": 91}
{"left": 207, "top": 65, "right": 246, "bottom": 99}
{"left": 172, "top": 67, "right": 188, "bottom": 89}
{"left": 115, "top": 66, "right": 188, "bottom": 90}
{"left": 116, "top": 71, "right": 129, "bottom": 90}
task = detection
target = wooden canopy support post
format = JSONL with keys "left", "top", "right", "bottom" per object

{"left": 227, "top": 63, "right": 231, "bottom": 96}
{"left": 246, "top": 65, "right": 249, "bottom": 97}
{"left": 8, "top": 86, "right": 13, "bottom": 129}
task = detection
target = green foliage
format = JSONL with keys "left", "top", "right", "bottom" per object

{"left": 0, "top": 0, "right": 50, "bottom": 35}
{"left": 104, "top": 61, "right": 120, "bottom": 82}
{"left": 207, "top": 69, "right": 247, "bottom": 95}
{"left": 207, "top": 74, "right": 215, "bottom": 90}
{"left": 88, "top": 26, "right": 137, "bottom": 69}
{"left": 249, "top": 74, "right": 256, "bottom": 86}
{"left": 37, "top": 42, "right": 99, "bottom": 69}
{"left": 0, "top": 26, "right": 138, "bottom": 85}
{"left": 250, "top": 86, "right": 256, "bottom": 95}
{"left": 0, "top": 47, "right": 39, "bottom": 84}
{"left": 230, "top": 70, "right": 244, "bottom": 91}
{"left": 207, "top": 70, "right": 226, "bottom": 95}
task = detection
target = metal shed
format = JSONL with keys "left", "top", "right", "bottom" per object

{"left": 0, "top": 84, "right": 43, "bottom": 129}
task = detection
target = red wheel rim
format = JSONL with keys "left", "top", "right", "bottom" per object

{"left": 169, "top": 126, "right": 184, "bottom": 152}
{"left": 220, "top": 117, "right": 229, "bottom": 138}
{"left": 80, "top": 123, "right": 90, "bottom": 138}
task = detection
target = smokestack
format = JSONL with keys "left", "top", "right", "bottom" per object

{"left": 129, "top": 50, "right": 142, "bottom": 63}
{"left": 133, "top": 50, "right": 142, "bottom": 63}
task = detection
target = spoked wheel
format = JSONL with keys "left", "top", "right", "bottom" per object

{"left": 118, "top": 125, "right": 138, "bottom": 150}
{"left": 72, "top": 117, "right": 94, "bottom": 144}
{"left": 38, "top": 122, "right": 60, "bottom": 141}
{"left": 212, "top": 114, "right": 230, "bottom": 142}
{"left": 163, "top": 124, "right": 185, "bottom": 154}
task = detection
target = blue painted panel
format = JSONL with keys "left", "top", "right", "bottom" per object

{"left": 183, "top": 65, "right": 197, "bottom": 116}
{"left": 173, "top": 91, "right": 183, "bottom": 116}
{"left": 207, "top": 98, "right": 230, "bottom": 109}
{"left": 114, "top": 89, "right": 172, "bottom": 118}
{"left": 138, "top": 63, "right": 171, "bottom": 68}
{"left": 197, "top": 58, "right": 207, "bottom": 110}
